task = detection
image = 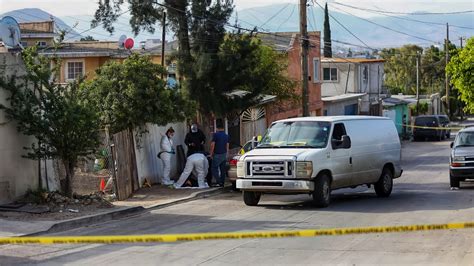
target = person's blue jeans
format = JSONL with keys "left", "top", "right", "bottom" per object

{"left": 212, "top": 153, "right": 227, "bottom": 185}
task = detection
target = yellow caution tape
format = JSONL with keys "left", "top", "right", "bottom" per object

{"left": 0, "top": 222, "right": 472, "bottom": 245}
{"left": 397, "top": 124, "right": 464, "bottom": 131}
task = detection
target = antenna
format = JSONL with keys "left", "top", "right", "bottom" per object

{"left": 0, "top": 16, "right": 22, "bottom": 48}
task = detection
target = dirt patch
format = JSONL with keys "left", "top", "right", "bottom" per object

{"left": 0, "top": 192, "right": 116, "bottom": 222}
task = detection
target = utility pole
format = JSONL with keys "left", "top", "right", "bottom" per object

{"left": 445, "top": 23, "right": 450, "bottom": 116}
{"left": 161, "top": 11, "right": 167, "bottom": 79}
{"left": 299, "top": 0, "right": 310, "bottom": 116}
{"left": 416, "top": 52, "right": 420, "bottom": 115}
{"left": 459, "top": 37, "right": 464, "bottom": 48}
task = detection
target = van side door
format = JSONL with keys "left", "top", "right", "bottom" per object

{"left": 329, "top": 123, "right": 352, "bottom": 188}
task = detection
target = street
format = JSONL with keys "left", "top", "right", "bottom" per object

{"left": 1, "top": 139, "right": 473, "bottom": 265}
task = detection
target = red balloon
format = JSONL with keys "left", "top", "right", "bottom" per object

{"left": 124, "top": 38, "right": 134, "bottom": 49}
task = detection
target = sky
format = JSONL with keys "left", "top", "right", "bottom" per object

{"left": 1, "top": 0, "right": 473, "bottom": 17}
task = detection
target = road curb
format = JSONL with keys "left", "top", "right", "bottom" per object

{"left": 23, "top": 187, "right": 230, "bottom": 237}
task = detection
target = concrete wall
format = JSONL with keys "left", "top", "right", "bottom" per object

{"left": 134, "top": 122, "right": 189, "bottom": 186}
{"left": 324, "top": 99, "right": 360, "bottom": 116}
{"left": 0, "top": 53, "right": 39, "bottom": 204}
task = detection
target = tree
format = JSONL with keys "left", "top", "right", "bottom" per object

{"left": 323, "top": 3, "right": 332, "bottom": 58}
{"left": 192, "top": 32, "right": 296, "bottom": 116}
{"left": 380, "top": 45, "right": 423, "bottom": 95}
{"left": 447, "top": 37, "right": 474, "bottom": 112}
{"left": 0, "top": 47, "right": 100, "bottom": 196}
{"left": 80, "top": 35, "right": 96, "bottom": 41}
{"left": 82, "top": 53, "right": 192, "bottom": 135}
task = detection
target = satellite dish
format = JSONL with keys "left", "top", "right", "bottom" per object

{"left": 0, "top": 16, "right": 21, "bottom": 48}
{"left": 118, "top": 35, "right": 127, "bottom": 48}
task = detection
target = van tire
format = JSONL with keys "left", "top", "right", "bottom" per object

{"left": 243, "top": 191, "right": 261, "bottom": 206}
{"left": 449, "top": 174, "right": 460, "bottom": 188}
{"left": 312, "top": 174, "right": 331, "bottom": 208}
{"left": 375, "top": 168, "right": 393, "bottom": 197}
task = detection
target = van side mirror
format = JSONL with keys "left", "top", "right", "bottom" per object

{"left": 341, "top": 135, "right": 351, "bottom": 149}
{"left": 333, "top": 135, "right": 351, "bottom": 149}
{"left": 450, "top": 142, "right": 454, "bottom": 148}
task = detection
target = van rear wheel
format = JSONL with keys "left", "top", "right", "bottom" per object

{"left": 243, "top": 191, "right": 261, "bottom": 206}
{"left": 450, "top": 174, "right": 460, "bottom": 188}
{"left": 375, "top": 168, "right": 393, "bottom": 197}
{"left": 312, "top": 174, "right": 331, "bottom": 208}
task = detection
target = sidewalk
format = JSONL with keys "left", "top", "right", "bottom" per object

{"left": 0, "top": 185, "right": 227, "bottom": 237}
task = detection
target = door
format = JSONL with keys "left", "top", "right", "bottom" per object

{"left": 329, "top": 123, "right": 352, "bottom": 188}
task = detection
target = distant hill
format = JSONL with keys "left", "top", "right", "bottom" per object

{"left": 1, "top": 8, "right": 82, "bottom": 41}
{"left": 236, "top": 4, "right": 473, "bottom": 48}
{"left": 3, "top": 5, "right": 472, "bottom": 49}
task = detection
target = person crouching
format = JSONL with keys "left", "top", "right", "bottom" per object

{"left": 173, "top": 152, "right": 210, "bottom": 189}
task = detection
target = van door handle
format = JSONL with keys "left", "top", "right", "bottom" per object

{"left": 349, "top": 157, "right": 352, "bottom": 164}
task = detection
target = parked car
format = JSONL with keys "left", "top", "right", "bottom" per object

{"left": 236, "top": 116, "right": 403, "bottom": 207}
{"left": 413, "top": 115, "right": 449, "bottom": 141}
{"left": 228, "top": 139, "right": 259, "bottom": 189}
{"left": 449, "top": 127, "right": 474, "bottom": 188}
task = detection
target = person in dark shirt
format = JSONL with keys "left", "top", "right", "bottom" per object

{"left": 184, "top": 123, "right": 206, "bottom": 156}
{"left": 210, "top": 119, "right": 229, "bottom": 187}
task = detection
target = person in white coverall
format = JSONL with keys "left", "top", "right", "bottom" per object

{"left": 159, "top": 127, "right": 175, "bottom": 185}
{"left": 173, "top": 152, "right": 209, "bottom": 189}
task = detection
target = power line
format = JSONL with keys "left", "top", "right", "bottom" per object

{"left": 259, "top": 3, "right": 292, "bottom": 30}
{"left": 329, "top": 4, "right": 440, "bottom": 45}
{"left": 332, "top": 2, "right": 474, "bottom": 15}
{"left": 276, "top": 3, "right": 296, "bottom": 32}
{"left": 330, "top": 2, "right": 474, "bottom": 30}
{"left": 314, "top": 1, "right": 374, "bottom": 51}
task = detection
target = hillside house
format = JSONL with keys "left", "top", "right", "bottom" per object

{"left": 321, "top": 58, "right": 385, "bottom": 116}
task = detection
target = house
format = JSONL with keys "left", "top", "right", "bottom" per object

{"left": 39, "top": 41, "right": 130, "bottom": 83}
{"left": 321, "top": 58, "right": 385, "bottom": 116}
{"left": 19, "top": 20, "right": 57, "bottom": 48}
{"left": 261, "top": 32, "right": 323, "bottom": 122}
{"left": 382, "top": 97, "right": 411, "bottom": 136}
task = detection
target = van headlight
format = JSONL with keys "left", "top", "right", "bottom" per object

{"left": 296, "top": 161, "right": 313, "bottom": 179}
{"left": 453, "top": 156, "right": 465, "bottom": 162}
{"left": 237, "top": 161, "right": 245, "bottom": 178}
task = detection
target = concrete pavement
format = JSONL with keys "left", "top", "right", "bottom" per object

{"left": 0, "top": 139, "right": 473, "bottom": 265}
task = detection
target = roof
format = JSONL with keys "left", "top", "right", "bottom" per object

{"left": 225, "top": 90, "right": 277, "bottom": 106}
{"left": 383, "top": 97, "right": 411, "bottom": 107}
{"left": 322, "top": 93, "right": 365, "bottom": 103}
{"left": 39, "top": 47, "right": 129, "bottom": 58}
{"left": 321, "top": 57, "right": 385, "bottom": 64}
{"left": 275, "top": 116, "right": 390, "bottom": 123}
{"left": 459, "top": 126, "right": 474, "bottom": 133}
{"left": 256, "top": 31, "right": 320, "bottom": 52}
{"left": 136, "top": 40, "right": 180, "bottom": 55}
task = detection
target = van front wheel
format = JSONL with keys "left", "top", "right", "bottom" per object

{"left": 243, "top": 191, "right": 261, "bottom": 206}
{"left": 375, "top": 168, "right": 393, "bottom": 197}
{"left": 312, "top": 174, "right": 331, "bottom": 208}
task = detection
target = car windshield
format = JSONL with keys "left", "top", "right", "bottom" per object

{"left": 454, "top": 132, "right": 474, "bottom": 147}
{"left": 258, "top": 121, "right": 330, "bottom": 148}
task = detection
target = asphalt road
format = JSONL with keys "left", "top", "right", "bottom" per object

{"left": 1, "top": 139, "right": 473, "bottom": 265}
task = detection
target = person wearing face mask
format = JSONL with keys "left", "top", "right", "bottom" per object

{"left": 184, "top": 123, "right": 206, "bottom": 157}
{"left": 158, "top": 127, "right": 175, "bottom": 185}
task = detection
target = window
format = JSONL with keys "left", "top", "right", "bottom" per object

{"left": 66, "top": 61, "right": 84, "bottom": 80}
{"left": 37, "top": 41, "right": 47, "bottom": 47}
{"left": 331, "top": 123, "right": 347, "bottom": 149}
{"left": 362, "top": 66, "right": 369, "bottom": 83}
{"left": 313, "top": 58, "right": 320, "bottom": 82}
{"left": 323, "top": 67, "right": 338, "bottom": 81}
{"left": 20, "top": 41, "right": 28, "bottom": 47}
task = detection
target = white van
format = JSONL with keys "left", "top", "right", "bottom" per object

{"left": 236, "top": 116, "right": 402, "bottom": 207}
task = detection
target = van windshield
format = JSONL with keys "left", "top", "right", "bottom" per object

{"left": 258, "top": 121, "right": 331, "bottom": 148}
